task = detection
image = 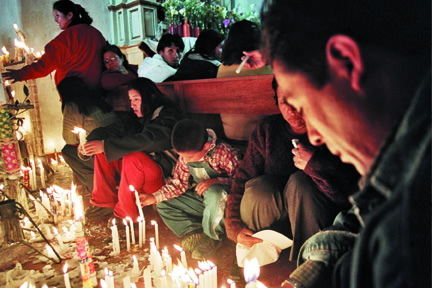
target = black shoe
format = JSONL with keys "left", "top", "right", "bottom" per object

{"left": 85, "top": 205, "right": 114, "bottom": 219}
{"left": 191, "top": 235, "right": 222, "bottom": 260}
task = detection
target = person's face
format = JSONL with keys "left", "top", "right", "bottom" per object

{"left": 178, "top": 145, "right": 208, "bottom": 163}
{"left": 53, "top": 9, "right": 72, "bottom": 30}
{"left": 159, "top": 45, "right": 182, "bottom": 67}
{"left": 104, "top": 51, "right": 124, "bottom": 72}
{"left": 128, "top": 89, "right": 143, "bottom": 118}
{"left": 277, "top": 90, "right": 307, "bottom": 134}
{"left": 273, "top": 59, "right": 372, "bottom": 175}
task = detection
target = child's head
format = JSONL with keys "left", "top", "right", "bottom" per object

{"left": 172, "top": 119, "right": 209, "bottom": 162}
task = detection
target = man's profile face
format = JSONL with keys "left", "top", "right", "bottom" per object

{"left": 159, "top": 44, "right": 182, "bottom": 68}
{"left": 273, "top": 59, "right": 370, "bottom": 175}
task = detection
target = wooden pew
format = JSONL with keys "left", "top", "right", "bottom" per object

{"left": 156, "top": 74, "right": 280, "bottom": 115}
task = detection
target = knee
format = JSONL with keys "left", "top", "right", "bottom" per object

{"left": 242, "top": 176, "right": 278, "bottom": 208}
{"left": 285, "top": 171, "right": 317, "bottom": 199}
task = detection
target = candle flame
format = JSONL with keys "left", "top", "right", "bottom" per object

{"left": 198, "top": 260, "right": 210, "bottom": 270}
{"left": 243, "top": 258, "right": 260, "bottom": 284}
{"left": 13, "top": 24, "right": 19, "bottom": 31}
{"left": 151, "top": 220, "right": 157, "bottom": 225}
{"left": 72, "top": 127, "right": 85, "bottom": 134}
{"left": 52, "top": 227, "right": 58, "bottom": 235}
{"left": 63, "top": 263, "right": 68, "bottom": 273}
{"left": 11, "top": 91, "right": 15, "bottom": 98}
{"left": 126, "top": 216, "right": 132, "bottom": 222}
{"left": 5, "top": 80, "right": 10, "bottom": 86}
{"left": 173, "top": 244, "right": 183, "bottom": 252}
{"left": 14, "top": 38, "right": 30, "bottom": 53}
{"left": 130, "top": 284, "right": 137, "bottom": 288}
{"left": 123, "top": 218, "right": 128, "bottom": 226}
{"left": 129, "top": 185, "right": 135, "bottom": 191}
{"left": 2, "top": 46, "right": 9, "bottom": 55}
{"left": 194, "top": 268, "right": 202, "bottom": 275}
{"left": 112, "top": 218, "right": 116, "bottom": 226}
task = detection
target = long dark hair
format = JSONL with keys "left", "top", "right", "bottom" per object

{"left": 221, "top": 20, "right": 261, "bottom": 65}
{"left": 101, "top": 44, "right": 132, "bottom": 71}
{"left": 53, "top": 0, "right": 93, "bottom": 27}
{"left": 127, "top": 78, "right": 174, "bottom": 123}
{"left": 57, "top": 77, "right": 112, "bottom": 115}
{"left": 185, "top": 29, "right": 224, "bottom": 60}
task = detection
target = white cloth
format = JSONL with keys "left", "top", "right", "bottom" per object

{"left": 236, "top": 230, "right": 293, "bottom": 267}
{"left": 137, "top": 54, "right": 177, "bottom": 83}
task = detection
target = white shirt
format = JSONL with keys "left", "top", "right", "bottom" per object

{"left": 137, "top": 54, "right": 177, "bottom": 83}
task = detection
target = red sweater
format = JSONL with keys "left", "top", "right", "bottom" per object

{"left": 17, "top": 24, "right": 106, "bottom": 96}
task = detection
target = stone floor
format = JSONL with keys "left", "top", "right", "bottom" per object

{"left": 0, "top": 163, "right": 296, "bottom": 287}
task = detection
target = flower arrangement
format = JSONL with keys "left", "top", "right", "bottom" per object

{"left": 161, "top": 0, "right": 260, "bottom": 34}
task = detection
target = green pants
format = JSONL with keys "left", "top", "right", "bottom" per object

{"left": 157, "top": 184, "right": 228, "bottom": 240}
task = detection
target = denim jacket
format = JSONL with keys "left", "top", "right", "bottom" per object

{"left": 298, "top": 72, "right": 431, "bottom": 288}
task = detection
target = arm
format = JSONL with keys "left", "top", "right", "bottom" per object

{"left": 304, "top": 145, "right": 360, "bottom": 207}
{"left": 101, "top": 68, "right": 137, "bottom": 90}
{"left": 103, "top": 106, "right": 181, "bottom": 162}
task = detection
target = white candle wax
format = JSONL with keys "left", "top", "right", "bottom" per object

{"left": 151, "top": 220, "right": 159, "bottom": 250}
{"left": 53, "top": 227, "right": 64, "bottom": 250}
{"left": 126, "top": 217, "right": 135, "bottom": 245}
{"left": 143, "top": 267, "right": 152, "bottom": 288}
{"left": 63, "top": 263, "right": 71, "bottom": 288}
{"left": 132, "top": 255, "right": 140, "bottom": 276}
{"left": 122, "top": 275, "right": 130, "bottom": 288}
{"left": 130, "top": 185, "right": 145, "bottom": 220}
{"left": 160, "top": 270, "right": 168, "bottom": 287}
{"left": 123, "top": 219, "right": 130, "bottom": 251}
{"left": 138, "top": 217, "right": 143, "bottom": 248}
{"left": 143, "top": 217, "right": 146, "bottom": 245}
{"left": 108, "top": 270, "right": 114, "bottom": 288}
{"left": 38, "top": 159, "right": 45, "bottom": 188}
{"left": 111, "top": 219, "right": 120, "bottom": 255}
{"left": 30, "top": 159, "right": 37, "bottom": 190}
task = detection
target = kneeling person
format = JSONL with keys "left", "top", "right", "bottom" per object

{"left": 139, "top": 119, "right": 241, "bottom": 259}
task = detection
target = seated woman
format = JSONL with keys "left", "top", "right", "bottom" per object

{"left": 101, "top": 44, "right": 138, "bottom": 115}
{"left": 59, "top": 77, "right": 118, "bottom": 197}
{"left": 171, "top": 29, "right": 224, "bottom": 81}
{"left": 217, "top": 20, "right": 273, "bottom": 142}
{"left": 82, "top": 78, "right": 183, "bottom": 220}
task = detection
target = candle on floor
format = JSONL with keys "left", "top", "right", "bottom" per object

{"left": 126, "top": 216, "right": 135, "bottom": 245}
{"left": 227, "top": 278, "right": 236, "bottom": 288}
{"left": 132, "top": 255, "right": 140, "bottom": 276}
{"left": 129, "top": 185, "right": 144, "bottom": 220}
{"left": 174, "top": 244, "right": 188, "bottom": 268}
{"left": 244, "top": 258, "right": 267, "bottom": 288}
{"left": 123, "top": 219, "right": 130, "bottom": 251}
{"left": 30, "top": 158, "right": 37, "bottom": 190}
{"left": 100, "top": 279, "right": 108, "bottom": 288}
{"left": 162, "top": 247, "right": 173, "bottom": 274}
{"left": 122, "top": 275, "right": 130, "bottom": 288}
{"left": 138, "top": 217, "right": 143, "bottom": 248}
{"left": 207, "top": 260, "right": 217, "bottom": 288}
{"left": 111, "top": 218, "right": 120, "bottom": 255}
{"left": 52, "top": 227, "right": 64, "bottom": 250}
{"left": 160, "top": 269, "right": 168, "bottom": 287}
{"left": 63, "top": 263, "right": 71, "bottom": 288}
{"left": 143, "top": 267, "right": 152, "bottom": 288}
{"left": 37, "top": 159, "right": 45, "bottom": 188}
{"left": 151, "top": 220, "right": 159, "bottom": 250}
{"left": 195, "top": 268, "right": 204, "bottom": 288}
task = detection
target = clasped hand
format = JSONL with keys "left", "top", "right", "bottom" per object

{"left": 292, "top": 143, "right": 314, "bottom": 170}
{"left": 79, "top": 140, "right": 104, "bottom": 156}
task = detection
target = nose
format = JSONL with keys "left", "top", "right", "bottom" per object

{"left": 307, "top": 126, "right": 323, "bottom": 146}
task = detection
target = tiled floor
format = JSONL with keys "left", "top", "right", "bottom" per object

{"left": 0, "top": 163, "right": 296, "bottom": 287}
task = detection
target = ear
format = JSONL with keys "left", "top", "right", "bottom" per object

{"left": 67, "top": 12, "right": 73, "bottom": 20}
{"left": 326, "top": 35, "right": 363, "bottom": 92}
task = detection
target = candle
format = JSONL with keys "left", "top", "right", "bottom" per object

{"left": 45, "top": 245, "right": 56, "bottom": 259}
{"left": 142, "top": 215, "right": 146, "bottom": 245}
{"left": 38, "top": 159, "right": 45, "bottom": 188}
{"left": 138, "top": 217, "right": 143, "bottom": 248}
{"left": 160, "top": 269, "right": 168, "bottom": 287}
{"left": 132, "top": 255, "right": 140, "bottom": 276}
{"left": 1, "top": 47, "right": 9, "bottom": 65}
{"left": 122, "top": 275, "right": 131, "bottom": 288}
{"left": 195, "top": 268, "right": 204, "bottom": 288}
{"left": 111, "top": 218, "right": 120, "bottom": 255}
{"left": 151, "top": 220, "right": 159, "bottom": 250}
{"left": 100, "top": 279, "right": 108, "bottom": 288}
{"left": 63, "top": 263, "right": 71, "bottom": 288}
{"left": 51, "top": 158, "right": 58, "bottom": 172}
{"left": 53, "top": 227, "right": 65, "bottom": 250}
{"left": 108, "top": 270, "right": 114, "bottom": 288}
{"left": 244, "top": 258, "right": 267, "bottom": 288}
{"left": 78, "top": 195, "right": 85, "bottom": 224}
{"left": 126, "top": 216, "right": 135, "bottom": 245}
{"left": 13, "top": 24, "right": 26, "bottom": 43}
{"left": 72, "top": 127, "right": 87, "bottom": 147}
{"left": 162, "top": 247, "right": 173, "bottom": 274}
{"left": 129, "top": 185, "right": 144, "bottom": 220}
{"left": 30, "top": 158, "right": 37, "bottom": 190}
{"left": 236, "top": 55, "right": 250, "bottom": 74}
{"left": 208, "top": 260, "right": 217, "bottom": 288}
{"left": 143, "top": 267, "right": 152, "bottom": 288}
{"left": 123, "top": 219, "right": 130, "bottom": 251}
{"left": 174, "top": 244, "right": 187, "bottom": 268}
{"left": 227, "top": 279, "right": 236, "bottom": 288}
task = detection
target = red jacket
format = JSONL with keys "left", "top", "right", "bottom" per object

{"left": 17, "top": 24, "right": 106, "bottom": 96}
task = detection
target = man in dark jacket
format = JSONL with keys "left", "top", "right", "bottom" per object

{"left": 244, "top": 0, "right": 430, "bottom": 287}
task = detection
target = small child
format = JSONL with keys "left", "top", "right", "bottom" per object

{"left": 139, "top": 119, "right": 241, "bottom": 259}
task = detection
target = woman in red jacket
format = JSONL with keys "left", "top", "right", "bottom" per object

{"left": 2, "top": 0, "right": 107, "bottom": 98}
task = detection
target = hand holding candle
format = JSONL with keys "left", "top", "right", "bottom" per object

{"left": 236, "top": 55, "right": 250, "bottom": 74}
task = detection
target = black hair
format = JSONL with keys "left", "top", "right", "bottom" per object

{"left": 57, "top": 77, "right": 112, "bottom": 115}
{"left": 127, "top": 78, "right": 174, "bottom": 123}
{"left": 262, "top": 0, "right": 431, "bottom": 88}
{"left": 101, "top": 44, "right": 130, "bottom": 70}
{"left": 171, "top": 119, "right": 207, "bottom": 152}
{"left": 53, "top": 0, "right": 93, "bottom": 27}
{"left": 186, "top": 29, "right": 224, "bottom": 60}
{"left": 157, "top": 34, "right": 185, "bottom": 53}
{"left": 271, "top": 76, "right": 278, "bottom": 106}
{"left": 222, "top": 20, "right": 261, "bottom": 65}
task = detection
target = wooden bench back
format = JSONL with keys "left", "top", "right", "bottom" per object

{"left": 156, "top": 75, "right": 280, "bottom": 114}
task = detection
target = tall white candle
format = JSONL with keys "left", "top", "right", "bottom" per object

{"left": 30, "top": 158, "right": 37, "bottom": 190}
{"left": 38, "top": 159, "right": 45, "bottom": 188}
{"left": 151, "top": 220, "right": 159, "bottom": 250}
{"left": 160, "top": 269, "right": 168, "bottom": 287}
{"left": 131, "top": 255, "right": 140, "bottom": 276}
{"left": 130, "top": 185, "right": 145, "bottom": 220}
{"left": 123, "top": 219, "right": 130, "bottom": 251}
{"left": 111, "top": 218, "right": 120, "bottom": 255}
{"left": 122, "top": 275, "right": 130, "bottom": 288}
{"left": 126, "top": 216, "right": 135, "bottom": 245}
{"left": 78, "top": 195, "right": 85, "bottom": 224}
{"left": 174, "top": 244, "right": 188, "bottom": 268}
{"left": 195, "top": 268, "right": 204, "bottom": 288}
{"left": 63, "top": 263, "right": 71, "bottom": 288}
{"left": 100, "top": 279, "right": 108, "bottom": 288}
{"left": 208, "top": 260, "right": 217, "bottom": 288}
{"left": 52, "top": 227, "right": 64, "bottom": 250}
{"left": 143, "top": 267, "right": 152, "bottom": 288}
{"left": 142, "top": 216, "right": 146, "bottom": 245}
{"left": 108, "top": 270, "right": 114, "bottom": 288}
{"left": 162, "top": 247, "right": 173, "bottom": 274}
{"left": 138, "top": 217, "right": 143, "bottom": 248}
{"left": 227, "top": 278, "right": 236, "bottom": 288}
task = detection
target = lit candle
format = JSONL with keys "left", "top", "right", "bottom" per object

{"left": 122, "top": 275, "right": 130, "bottom": 288}
{"left": 208, "top": 260, "right": 217, "bottom": 288}
{"left": 2, "top": 46, "right": 9, "bottom": 65}
{"left": 123, "top": 219, "right": 130, "bottom": 251}
{"left": 111, "top": 218, "right": 120, "bottom": 255}
{"left": 51, "top": 158, "right": 58, "bottom": 172}
{"left": 195, "top": 268, "right": 204, "bottom": 288}
{"left": 143, "top": 267, "right": 152, "bottom": 288}
{"left": 151, "top": 220, "right": 159, "bottom": 250}
{"left": 52, "top": 227, "right": 64, "bottom": 250}
{"left": 162, "top": 247, "right": 172, "bottom": 274}
{"left": 244, "top": 258, "right": 267, "bottom": 288}
{"left": 72, "top": 127, "right": 87, "bottom": 147}
{"left": 174, "top": 244, "right": 187, "bottom": 268}
{"left": 129, "top": 185, "right": 144, "bottom": 220}
{"left": 126, "top": 216, "right": 135, "bottom": 245}
{"left": 131, "top": 255, "right": 140, "bottom": 276}
{"left": 63, "top": 263, "right": 71, "bottom": 288}
{"left": 77, "top": 194, "right": 85, "bottom": 224}
{"left": 13, "top": 24, "right": 26, "bottom": 43}
{"left": 160, "top": 269, "right": 168, "bottom": 287}
{"left": 138, "top": 217, "right": 143, "bottom": 248}
{"left": 45, "top": 245, "right": 56, "bottom": 259}
{"left": 108, "top": 270, "right": 114, "bottom": 288}
{"left": 38, "top": 159, "right": 45, "bottom": 188}
{"left": 100, "top": 279, "right": 108, "bottom": 288}
{"left": 227, "top": 279, "right": 236, "bottom": 288}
